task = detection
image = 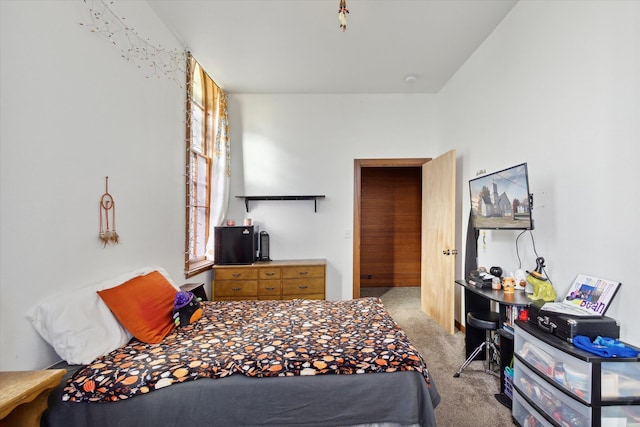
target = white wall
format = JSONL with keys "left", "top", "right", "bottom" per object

{"left": 0, "top": 1, "right": 190, "bottom": 370}
{"left": 439, "top": 1, "right": 640, "bottom": 344}
{"left": 225, "top": 94, "right": 439, "bottom": 301}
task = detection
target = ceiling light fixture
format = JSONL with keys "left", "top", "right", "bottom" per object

{"left": 339, "top": 0, "right": 349, "bottom": 32}
{"left": 405, "top": 75, "right": 417, "bottom": 84}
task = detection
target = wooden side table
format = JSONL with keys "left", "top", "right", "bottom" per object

{"left": 0, "top": 369, "right": 66, "bottom": 427}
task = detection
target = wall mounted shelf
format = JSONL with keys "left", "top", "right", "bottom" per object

{"left": 236, "top": 195, "right": 325, "bottom": 213}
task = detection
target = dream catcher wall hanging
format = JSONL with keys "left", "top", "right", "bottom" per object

{"left": 99, "top": 176, "right": 120, "bottom": 246}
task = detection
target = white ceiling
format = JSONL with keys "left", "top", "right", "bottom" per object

{"left": 148, "top": 0, "right": 517, "bottom": 94}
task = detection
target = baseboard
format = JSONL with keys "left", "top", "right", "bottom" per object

{"left": 455, "top": 319, "right": 465, "bottom": 333}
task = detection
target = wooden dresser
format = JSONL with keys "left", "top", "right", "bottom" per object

{"left": 212, "top": 259, "right": 326, "bottom": 301}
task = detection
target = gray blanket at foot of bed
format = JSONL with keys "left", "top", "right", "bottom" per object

{"left": 44, "top": 366, "right": 440, "bottom": 427}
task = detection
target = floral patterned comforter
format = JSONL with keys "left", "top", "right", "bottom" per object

{"left": 63, "top": 298, "right": 431, "bottom": 403}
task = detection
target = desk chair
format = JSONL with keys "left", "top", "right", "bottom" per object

{"left": 454, "top": 311, "right": 501, "bottom": 378}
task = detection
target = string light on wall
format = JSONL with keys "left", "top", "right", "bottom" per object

{"left": 339, "top": 0, "right": 349, "bottom": 32}
{"left": 80, "top": 0, "right": 186, "bottom": 85}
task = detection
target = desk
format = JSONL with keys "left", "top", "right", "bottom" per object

{"left": 454, "top": 279, "right": 531, "bottom": 407}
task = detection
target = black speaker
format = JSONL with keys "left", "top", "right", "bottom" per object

{"left": 259, "top": 231, "right": 270, "bottom": 261}
{"left": 465, "top": 210, "right": 479, "bottom": 281}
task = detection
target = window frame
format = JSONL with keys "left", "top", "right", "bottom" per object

{"left": 184, "top": 55, "right": 217, "bottom": 277}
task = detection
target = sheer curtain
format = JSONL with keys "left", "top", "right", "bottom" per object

{"left": 205, "top": 91, "right": 230, "bottom": 261}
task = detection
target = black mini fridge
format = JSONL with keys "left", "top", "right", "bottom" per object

{"left": 214, "top": 226, "right": 255, "bottom": 265}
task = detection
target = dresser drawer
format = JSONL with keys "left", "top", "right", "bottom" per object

{"left": 258, "top": 280, "right": 281, "bottom": 299}
{"left": 515, "top": 323, "right": 593, "bottom": 402}
{"left": 214, "top": 280, "right": 258, "bottom": 297}
{"left": 601, "top": 405, "right": 640, "bottom": 425}
{"left": 214, "top": 268, "right": 258, "bottom": 280}
{"left": 514, "top": 358, "right": 591, "bottom": 426}
{"left": 601, "top": 360, "right": 640, "bottom": 399}
{"left": 512, "top": 389, "right": 553, "bottom": 427}
{"left": 259, "top": 268, "right": 281, "bottom": 280}
{"left": 282, "top": 265, "right": 325, "bottom": 279}
{"left": 283, "top": 277, "right": 324, "bottom": 296}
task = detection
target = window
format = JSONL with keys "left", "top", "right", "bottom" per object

{"left": 185, "top": 54, "right": 230, "bottom": 277}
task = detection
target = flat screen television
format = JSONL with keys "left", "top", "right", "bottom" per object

{"left": 469, "top": 162, "right": 533, "bottom": 230}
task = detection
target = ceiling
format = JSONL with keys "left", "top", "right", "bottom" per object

{"left": 148, "top": 0, "right": 518, "bottom": 94}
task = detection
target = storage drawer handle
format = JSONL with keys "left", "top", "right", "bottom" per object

{"left": 298, "top": 271, "right": 308, "bottom": 275}
{"left": 266, "top": 272, "right": 275, "bottom": 276}
{"left": 298, "top": 285, "right": 309, "bottom": 289}
{"left": 231, "top": 287, "right": 241, "bottom": 291}
{"left": 265, "top": 287, "right": 275, "bottom": 291}
{"left": 232, "top": 273, "right": 241, "bottom": 277}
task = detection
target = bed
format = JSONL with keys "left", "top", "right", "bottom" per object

{"left": 28, "top": 268, "right": 440, "bottom": 427}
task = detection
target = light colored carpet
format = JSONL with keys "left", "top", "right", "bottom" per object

{"left": 360, "top": 287, "right": 514, "bottom": 427}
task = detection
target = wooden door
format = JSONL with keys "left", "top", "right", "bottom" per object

{"left": 421, "top": 149, "right": 456, "bottom": 334}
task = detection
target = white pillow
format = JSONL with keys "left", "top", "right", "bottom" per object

{"left": 26, "top": 266, "right": 178, "bottom": 365}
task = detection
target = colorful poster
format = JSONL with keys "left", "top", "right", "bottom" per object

{"left": 542, "top": 274, "right": 621, "bottom": 317}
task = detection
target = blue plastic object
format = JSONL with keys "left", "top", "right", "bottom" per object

{"left": 573, "top": 335, "right": 639, "bottom": 358}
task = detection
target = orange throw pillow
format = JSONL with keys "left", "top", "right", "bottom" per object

{"left": 97, "top": 271, "right": 177, "bottom": 344}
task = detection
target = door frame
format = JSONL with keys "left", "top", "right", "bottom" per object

{"left": 353, "top": 158, "right": 431, "bottom": 298}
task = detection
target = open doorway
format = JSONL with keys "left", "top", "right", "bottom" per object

{"left": 353, "top": 158, "right": 430, "bottom": 298}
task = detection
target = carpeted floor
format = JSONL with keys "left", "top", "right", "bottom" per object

{"left": 360, "top": 286, "right": 514, "bottom": 427}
